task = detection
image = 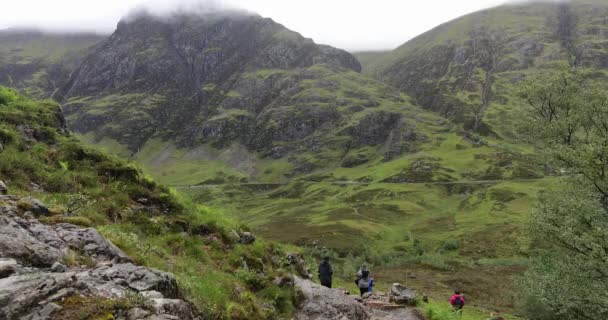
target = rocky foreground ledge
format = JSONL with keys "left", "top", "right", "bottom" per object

{"left": 0, "top": 195, "right": 201, "bottom": 320}
{"left": 294, "top": 277, "right": 425, "bottom": 320}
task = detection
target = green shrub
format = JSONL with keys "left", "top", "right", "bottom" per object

{"left": 440, "top": 239, "right": 461, "bottom": 252}
{"left": 0, "top": 87, "right": 19, "bottom": 106}
{"left": 0, "top": 126, "right": 15, "bottom": 145}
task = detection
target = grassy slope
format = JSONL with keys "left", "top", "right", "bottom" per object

{"left": 0, "top": 30, "right": 103, "bottom": 98}
{"left": 0, "top": 86, "right": 301, "bottom": 319}
{"left": 359, "top": 0, "right": 608, "bottom": 138}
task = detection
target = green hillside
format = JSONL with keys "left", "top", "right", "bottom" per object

{"left": 361, "top": 0, "right": 608, "bottom": 138}
{"left": 0, "top": 86, "right": 302, "bottom": 319}
{"left": 0, "top": 30, "right": 103, "bottom": 98}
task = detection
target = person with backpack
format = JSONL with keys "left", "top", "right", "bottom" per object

{"left": 318, "top": 256, "right": 333, "bottom": 288}
{"left": 450, "top": 290, "right": 465, "bottom": 314}
{"left": 355, "top": 264, "right": 371, "bottom": 296}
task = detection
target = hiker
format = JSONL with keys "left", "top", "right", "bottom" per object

{"left": 318, "top": 256, "right": 333, "bottom": 288}
{"left": 355, "top": 264, "right": 371, "bottom": 296}
{"left": 449, "top": 290, "right": 465, "bottom": 313}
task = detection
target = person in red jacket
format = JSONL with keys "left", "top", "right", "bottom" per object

{"left": 450, "top": 290, "right": 465, "bottom": 313}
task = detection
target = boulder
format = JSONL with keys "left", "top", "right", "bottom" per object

{"left": 294, "top": 277, "right": 370, "bottom": 320}
{"left": 0, "top": 196, "right": 135, "bottom": 268}
{"left": 0, "top": 272, "right": 75, "bottom": 319}
{"left": 389, "top": 283, "right": 418, "bottom": 306}
{"left": 152, "top": 298, "right": 197, "bottom": 319}
{"left": 128, "top": 307, "right": 152, "bottom": 320}
{"left": 239, "top": 231, "right": 255, "bottom": 244}
{"left": 0, "top": 180, "right": 7, "bottom": 195}
{"left": 55, "top": 223, "right": 132, "bottom": 263}
{"left": 50, "top": 262, "right": 67, "bottom": 273}
{"left": 0, "top": 258, "right": 18, "bottom": 278}
{"left": 86, "top": 263, "right": 180, "bottom": 298}
{"left": 0, "top": 214, "right": 65, "bottom": 267}
{"left": 18, "top": 197, "right": 49, "bottom": 216}
{"left": 293, "top": 277, "right": 425, "bottom": 320}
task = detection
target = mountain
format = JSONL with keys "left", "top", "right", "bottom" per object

{"left": 0, "top": 29, "right": 104, "bottom": 98}
{"left": 55, "top": 10, "right": 364, "bottom": 152}
{"left": 362, "top": 0, "right": 608, "bottom": 137}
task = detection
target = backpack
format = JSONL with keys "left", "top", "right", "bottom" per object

{"left": 453, "top": 295, "right": 464, "bottom": 308}
{"left": 358, "top": 277, "right": 370, "bottom": 289}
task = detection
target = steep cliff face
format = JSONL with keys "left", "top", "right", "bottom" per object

{"left": 0, "top": 30, "right": 104, "bottom": 98}
{"left": 363, "top": 0, "right": 608, "bottom": 137}
{"left": 56, "top": 11, "right": 365, "bottom": 152}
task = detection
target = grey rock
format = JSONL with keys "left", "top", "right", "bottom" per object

{"left": 50, "top": 262, "right": 67, "bottom": 273}
{"left": 0, "top": 206, "right": 131, "bottom": 267}
{"left": 389, "top": 283, "right": 418, "bottom": 306}
{"left": 141, "top": 290, "right": 164, "bottom": 299}
{"left": 0, "top": 272, "right": 75, "bottom": 319}
{"left": 26, "top": 302, "right": 62, "bottom": 320}
{"left": 0, "top": 214, "right": 65, "bottom": 267}
{"left": 19, "top": 197, "right": 49, "bottom": 216}
{"left": 294, "top": 278, "right": 424, "bottom": 320}
{"left": 362, "top": 292, "right": 374, "bottom": 300}
{"left": 239, "top": 231, "right": 255, "bottom": 244}
{"left": 294, "top": 277, "right": 370, "bottom": 320}
{"left": 88, "top": 263, "right": 179, "bottom": 298}
{"left": 55, "top": 223, "right": 132, "bottom": 263}
{"left": 152, "top": 298, "right": 196, "bottom": 319}
{"left": 128, "top": 307, "right": 152, "bottom": 320}
{"left": 0, "top": 258, "right": 18, "bottom": 278}
{"left": 0, "top": 180, "right": 7, "bottom": 195}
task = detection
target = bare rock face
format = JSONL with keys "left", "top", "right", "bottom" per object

{"left": 0, "top": 258, "right": 17, "bottom": 278}
{"left": 294, "top": 277, "right": 370, "bottom": 320}
{"left": 56, "top": 11, "right": 361, "bottom": 152}
{"left": 389, "top": 283, "right": 418, "bottom": 306}
{"left": 0, "top": 197, "right": 201, "bottom": 320}
{"left": 0, "top": 181, "right": 7, "bottom": 195}
{"left": 0, "top": 203, "right": 131, "bottom": 268}
{"left": 294, "top": 277, "right": 426, "bottom": 320}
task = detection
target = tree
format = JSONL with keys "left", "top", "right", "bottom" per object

{"left": 518, "top": 67, "right": 608, "bottom": 320}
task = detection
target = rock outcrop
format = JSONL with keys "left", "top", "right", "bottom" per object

{"left": 389, "top": 283, "right": 418, "bottom": 306}
{"left": 0, "top": 196, "right": 201, "bottom": 320}
{"left": 55, "top": 11, "right": 361, "bottom": 151}
{"left": 294, "top": 277, "right": 425, "bottom": 320}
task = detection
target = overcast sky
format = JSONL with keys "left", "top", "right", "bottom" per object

{"left": 1, "top": 0, "right": 514, "bottom": 51}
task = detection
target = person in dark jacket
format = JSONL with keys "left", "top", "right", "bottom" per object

{"left": 318, "top": 256, "right": 333, "bottom": 288}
